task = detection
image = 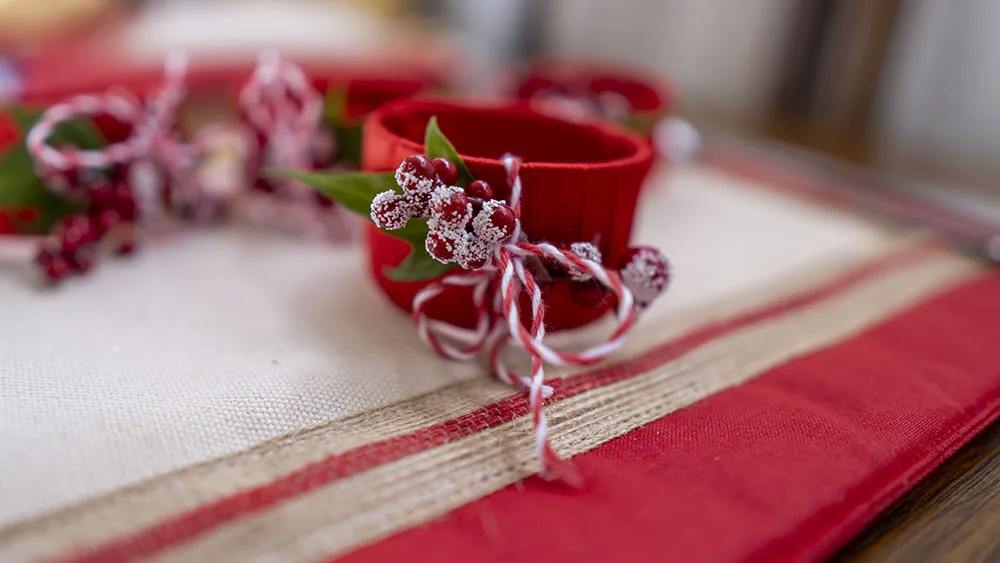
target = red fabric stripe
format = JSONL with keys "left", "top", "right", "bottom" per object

{"left": 55, "top": 245, "right": 935, "bottom": 563}
{"left": 338, "top": 272, "right": 1000, "bottom": 563}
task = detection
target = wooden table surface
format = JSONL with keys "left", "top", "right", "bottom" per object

{"left": 834, "top": 419, "right": 1000, "bottom": 562}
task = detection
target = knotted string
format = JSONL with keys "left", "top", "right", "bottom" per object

{"left": 27, "top": 52, "right": 198, "bottom": 223}
{"left": 411, "top": 155, "right": 637, "bottom": 485}
{"left": 237, "top": 52, "right": 344, "bottom": 239}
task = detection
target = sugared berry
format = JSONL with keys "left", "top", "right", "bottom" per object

{"left": 94, "top": 208, "right": 122, "bottom": 237}
{"left": 370, "top": 191, "right": 411, "bottom": 231}
{"left": 429, "top": 186, "right": 472, "bottom": 229}
{"left": 468, "top": 197, "right": 484, "bottom": 214}
{"left": 35, "top": 247, "right": 56, "bottom": 267}
{"left": 425, "top": 230, "right": 463, "bottom": 263}
{"left": 466, "top": 179, "right": 494, "bottom": 200}
{"left": 431, "top": 158, "right": 458, "bottom": 186}
{"left": 395, "top": 155, "right": 438, "bottom": 193}
{"left": 116, "top": 239, "right": 136, "bottom": 256}
{"left": 567, "top": 242, "right": 602, "bottom": 282}
{"left": 88, "top": 180, "right": 116, "bottom": 208}
{"left": 571, "top": 281, "right": 608, "bottom": 308}
{"left": 472, "top": 200, "right": 516, "bottom": 242}
{"left": 41, "top": 254, "right": 71, "bottom": 282}
{"left": 618, "top": 246, "right": 670, "bottom": 308}
{"left": 67, "top": 246, "right": 96, "bottom": 273}
{"left": 408, "top": 190, "right": 432, "bottom": 217}
{"left": 57, "top": 216, "right": 95, "bottom": 254}
{"left": 456, "top": 234, "right": 491, "bottom": 270}
{"left": 111, "top": 181, "right": 137, "bottom": 221}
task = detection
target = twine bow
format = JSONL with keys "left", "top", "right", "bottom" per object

{"left": 237, "top": 52, "right": 344, "bottom": 239}
{"left": 26, "top": 52, "right": 198, "bottom": 222}
{"left": 412, "top": 155, "right": 637, "bottom": 485}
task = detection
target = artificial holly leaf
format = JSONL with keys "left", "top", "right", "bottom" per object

{"left": 384, "top": 243, "right": 455, "bottom": 281}
{"left": 423, "top": 116, "right": 474, "bottom": 186}
{"left": 8, "top": 105, "right": 105, "bottom": 150}
{"left": 271, "top": 116, "right": 477, "bottom": 282}
{"left": 277, "top": 169, "right": 398, "bottom": 216}
{"left": 383, "top": 218, "right": 455, "bottom": 281}
{"left": 0, "top": 105, "right": 101, "bottom": 232}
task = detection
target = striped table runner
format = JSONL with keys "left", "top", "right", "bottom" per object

{"left": 1, "top": 161, "right": 997, "bottom": 562}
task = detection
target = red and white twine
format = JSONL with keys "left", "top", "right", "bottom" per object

{"left": 237, "top": 52, "right": 342, "bottom": 239}
{"left": 26, "top": 52, "right": 198, "bottom": 220}
{"left": 411, "top": 155, "right": 637, "bottom": 484}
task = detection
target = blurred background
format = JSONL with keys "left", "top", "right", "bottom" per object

{"left": 1, "top": 0, "right": 996, "bottom": 192}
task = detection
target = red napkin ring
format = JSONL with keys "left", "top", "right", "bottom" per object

{"left": 507, "top": 60, "right": 672, "bottom": 136}
{"left": 362, "top": 100, "right": 657, "bottom": 331}
{"left": 361, "top": 99, "right": 670, "bottom": 484}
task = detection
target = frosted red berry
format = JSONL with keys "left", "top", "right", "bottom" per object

{"left": 618, "top": 246, "right": 670, "bottom": 308}
{"left": 89, "top": 181, "right": 115, "bottom": 209}
{"left": 58, "top": 216, "right": 95, "bottom": 254}
{"left": 425, "top": 230, "right": 462, "bottom": 263}
{"left": 430, "top": 186, "right": 472, "bottom": 228}
{"left": 431, "top": 158, "right": 458, "bottom": 186}
{"left": 35, "top": 248, "right": 56, "bottom": 267}
{"left": 567, "top": 242, "right": 602, "bottom": 282}
{"left": 370, "top": 191, "right": 411, "bottom": 231}
{"left": 40, "top": 253, "right": 71, "bottom": 282}
{"left": 94, "top": 208, "right": 122, "bottom": 237}
{"left": 466, "top": 179, "right": 494, "bottom": 201}
{"left": 395, "top": 154, "right": 438, "bottom": 193}
{"left": 111, "top": 181, "right": 137, "bottom": 221}
{"left": 68, "top": 246, "right": 96, "bottom": 272}
{"left": 116, "top": 238, "right": 136, "bottom": 256}
{"left": 472, "top": 200, "right": 516, "bottom": 242}
{"left": 456, "top": 235, "right": 490, "bottom": 270}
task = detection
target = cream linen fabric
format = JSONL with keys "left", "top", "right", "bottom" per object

{"left": 0, "top": 164, "right": 893, "bottom": 527}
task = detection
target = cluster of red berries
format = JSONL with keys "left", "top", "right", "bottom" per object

{"left": 528, "top": 243, "right": 670, "bottom": 310}
{"left": 527, "top": 241, "right": 605, "bottom": 308}
{"left": 618, "top": 246, "right": 671, "bottom": 309}
{"left": 371, "top": 154, "right": 517, "bottom": 270}
{"left": 371, "top": 155, "right": 671, "bottom": 310}
{"left": 35, "top": 176, "right": 138, "bottom": 283}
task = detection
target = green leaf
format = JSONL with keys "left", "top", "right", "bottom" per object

{"left": 271, "top": 114, "right": 479, "bottom": 283}
{"left": 7, "top": 105, "right": 39, "bottom": 134}
{"left": 0, "top": 105, "right": 101, "bottom": 233}
{"left": 274, "top": 169, "right": 398, "bottom": 216}
{"left": 384, "top": 217, "right": 456, "bottom": 281}
{"left": 8, "top": 105, "right": 105, "bottom": 150}
{"left": 423, "top": 116, "right": 474, "bottom": 186}
{"left": 384, "top": 247, "right": 456, "bottom": 281}
{"left": 272, "top": 167, "right": 457, "bottom": 281}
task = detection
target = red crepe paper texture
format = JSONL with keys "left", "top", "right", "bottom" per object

{"left": 338, "top": 270, "right": 1000, "bottom": 563}
{"left": 361, "top": 100, "right": 654, "bottom": 331}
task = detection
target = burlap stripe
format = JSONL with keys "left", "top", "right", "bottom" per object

{"left": 0, "top": 238, "right": 941, "bottom": 562}
{"left": 150, "top": 252, "right": 981, "bottom": 563}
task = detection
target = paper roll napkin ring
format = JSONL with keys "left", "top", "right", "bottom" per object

{"left": 12, "top": 52, "right": 343, "bottom": 284}
{"left": 291, "top": 108, "right": 671, "bottom": 484}
{"left": 375, "top": 151, "right": 670, "bottom": 484}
